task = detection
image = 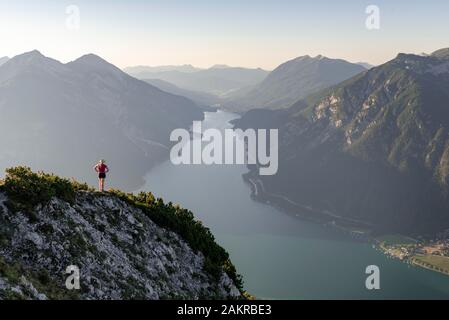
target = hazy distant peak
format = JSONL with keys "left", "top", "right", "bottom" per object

{"left": 22, "top": 49, "right": 44, "bottom": 57}
{"left": 281, "top": 55, "right": 337, "bottom": 67}
{"left": 0, "top": 50, "right": 67, "bottom": 79}
{"left": 356, "top": 62, "right": 375, "bottom": 69}
{"left": 431, "top": 47, "right": 449, "bottom": 59}
{"left": 209, "top": 64, "right": 231, "bottom": 69}
{"left": 288, "top": 55, "right": 330, "bottom": 63}
{"left": 293, "top": 55, "right": 311, "bottom": 61}
{"left": 69, "top": 53, "right": 125, "bottom": 76}
{"left": 76, "top": 53, "right": 105, "bottom": 61}
{"left": 169, "top": 64, "right": 198, "bottom": 71}
{"left": 10, "top": 50, "right": 52, "bottom": 64}
{"left": 72, "top": 53, "right": 115, "bottom": 67}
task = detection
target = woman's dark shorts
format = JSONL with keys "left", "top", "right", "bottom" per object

{"left": 99, "top": 172, "right": 106, "bottom": 179}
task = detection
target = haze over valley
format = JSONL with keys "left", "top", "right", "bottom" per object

{"left": 0, "top": 50, "right": 204, "bottom": 191}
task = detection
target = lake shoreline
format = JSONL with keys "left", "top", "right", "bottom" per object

{"left": 241, "top": 171, "right": 374, "bottom": 239}
{"left": 139, "top": 109, "right": 449, "bottom": 298}
{"left": 241, "top": 170, "right": 449, "bottom": 279}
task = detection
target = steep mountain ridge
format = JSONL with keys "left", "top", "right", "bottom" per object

{"left": 124, "top": 65, "right": 201, "bottom": 74}
{"left": 0, "top": 50, "right": 204, "bottom": 191}
{"left": 236, "top": 50, "right": 449, "bottom": 234}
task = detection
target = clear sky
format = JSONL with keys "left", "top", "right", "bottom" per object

{"left": 0, "top": 0, "right": 448, "bottom": 69}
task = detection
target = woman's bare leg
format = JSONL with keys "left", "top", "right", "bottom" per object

{"left": 99, "top": 179, "right": 103, "bottom": 192}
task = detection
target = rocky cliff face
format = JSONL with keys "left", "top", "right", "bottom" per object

{"left": 0, "top": 191, "right": 241, "bottom": 300}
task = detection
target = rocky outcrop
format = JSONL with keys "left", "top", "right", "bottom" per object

{"left": 0, "top": 191, "right": 241, "bottom": 300}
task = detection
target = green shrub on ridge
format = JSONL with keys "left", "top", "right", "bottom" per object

{"left": 1, "top": 167, "right": 77, "bottom": 212}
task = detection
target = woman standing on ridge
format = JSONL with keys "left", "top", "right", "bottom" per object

{"left": 94, "top": 159, "right": 109, "bottom": 192}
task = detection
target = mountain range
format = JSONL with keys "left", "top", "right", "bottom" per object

{"left": 235, "top": 48, "right": 449, "bottom": 235}
{"left": 223, "top": 55, "right": 367, "bottom": 112}
{"left": 125, "top": 65, "right": 269, "bottom": 96}
{"left": 0, "top": 50, "right": 204, "bottom": 191}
